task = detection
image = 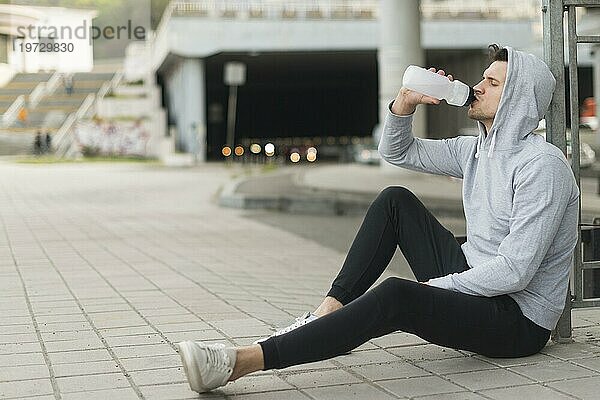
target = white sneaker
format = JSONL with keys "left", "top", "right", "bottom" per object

{"left": 176, "top": 341, "right": 236, "bottom": 393}
{"left": 253, "top": 312, "right": 319, "bottom": 345}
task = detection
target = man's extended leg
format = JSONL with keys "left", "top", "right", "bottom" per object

{"left": 261, "top": 277, "right": 550, "bottom": 371}
{"left": 179, "top": 276, "right": 549, "bottom": 391}
{"left": 322, "top": 186, "right": 468, "bottom": 308}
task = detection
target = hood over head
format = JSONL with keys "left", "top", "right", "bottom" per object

{"left": 475, "top": 46, "right": 556, "bottom": 159}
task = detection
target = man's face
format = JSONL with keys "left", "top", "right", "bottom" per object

{"left": 467, "top": 61, "right": 507, "bottom": 125}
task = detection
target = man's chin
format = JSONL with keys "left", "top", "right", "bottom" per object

{"left": 467, "top": 110, "right": 485, "bottom": 121}
{"left": 467, "top": 110, "right": 478, "bottom": 120}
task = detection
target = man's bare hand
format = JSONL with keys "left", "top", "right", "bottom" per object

{"left": 391, "top": 68, "right": 454, "bottom": 116}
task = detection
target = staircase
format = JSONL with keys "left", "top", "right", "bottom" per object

{"left": 0, "top": 72, "right": 117, "bottom": 155}
{"left": 3, "top": 72, "right": 114, "bottom": 134}
{"left": 0, "top": 73, "right": 52, "bottom": 117}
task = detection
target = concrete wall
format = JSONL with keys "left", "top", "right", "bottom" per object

{"left": 162, "top": 57, "right": 206, "bottom": 159}
{"left": 97, "top": 86, "right": 161, "bottom": 117}
{"left": 156, "top": 18, "right": 539, "bottom": 68}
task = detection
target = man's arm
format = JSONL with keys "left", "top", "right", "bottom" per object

{"left": 378, "top": 72, "right": 475, "bottom": 178}
{"left": 379, "top": 104, "right": 474, "bottom": 178}
{"left": 427, "top": 155, "right": 578, "bottom": 296}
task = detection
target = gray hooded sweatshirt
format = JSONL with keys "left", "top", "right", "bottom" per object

{"left": 378, "top": 46, "right": 579, "bottom": 331}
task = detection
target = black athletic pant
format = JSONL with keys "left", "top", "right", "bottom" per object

{"left": 260, "top": 187, "right": 551, "bottom": 370}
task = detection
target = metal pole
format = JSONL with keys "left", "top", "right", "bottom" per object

{"left": 543, "top": 0, "right": 573, "bottom": 342}
{"left": 543, "top": 0, "right": 567, "bottom": 155}
{"left": 568, "top": 5, "right": 585, "bottom": 317}
{"left": 226, "top": 84, "right": 238, "bottom": 153}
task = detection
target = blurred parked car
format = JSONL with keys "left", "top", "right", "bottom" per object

{"left": 535, "top": 120, "right": 596, "bottom": 169}
{"left": 351, "top": 143, "right": 380, "bottom": 165}
{"left": 567, "top": 138, "right": 596, "bottom": 169}
{"left": 581, "top": 97, "right": 597, "bottom": 131}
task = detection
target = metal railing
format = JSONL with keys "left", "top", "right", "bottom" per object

{"left": 53, "top": 71, "right": 123, "bottom": 158}
{"left": 543, "top": 0, "right": 600, "bottom": 342}
{"left": 169, "top": 1, "right": 379, "bottom": 20}
{"left": 45, "top": 71, "right": 63, "bottom": 96}
{"left": 29, "top": 82, "right": 46, "bottom": 108}
{"left": 54, "top": 93, "right": 95, "bottom": 157}
{"left": 421, "top": 0, "right": 540, "bottom": 20}
{"left": 157, "top": 0, "right": 541, "bottom": 22}
{"left": 1, "top": 95, "right": 25, "bottom": 127}
{"left": 53, "top": 114, "right": 77, "bottom": 157}
{"left": 28, "top": 71, "right": 66, "bottom": 109}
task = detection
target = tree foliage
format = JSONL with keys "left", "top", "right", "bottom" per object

{"left": 2, "top": 0, "right": 172, "bottom": 58}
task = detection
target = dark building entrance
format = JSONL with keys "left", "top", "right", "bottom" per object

{"left": 204, "top": 50, "right": 378, "bottom": 160}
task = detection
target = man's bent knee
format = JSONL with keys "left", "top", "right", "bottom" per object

{"left": 373, "top": 187, "right": 422, "bottom": 220}
{"left": 370, "top": 277, "right": 428, "bottom": 327}
{"left": 376, "top": 186, "right": 417, "bottom": 207}
{"left": 373, "top": 277, "right": 420, "bottom": 301}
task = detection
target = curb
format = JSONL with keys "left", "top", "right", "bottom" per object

{"left": 219, "top": 170, "right": 466, "bottom": 218}
{"left": 218, "top": 168, "right": 600, "bottom": 222}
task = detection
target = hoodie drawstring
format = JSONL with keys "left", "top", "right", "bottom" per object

{"left": 475, "top": 132, "right": 483, "bottom": 159}
{"left": 487, "top": 129, "right": 496, "bottom": 158}
{"left": 474, "top": 129, "right": 497, "bottom": 159}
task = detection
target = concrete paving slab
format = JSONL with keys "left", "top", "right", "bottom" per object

{"left": 60, "top": 387, "right": 140, "bottom": 400}
{"left": 128, "top": 366, "right": 186, "bottom": 386}
{"left": 303, "top": 383, "right": 397, "bottom": 399}
{"left": 377, "top": 375, "right": 465, "bottom": 397}
{"left": 415, "top": 392, "right": 488, "bottom": 399}
{"left": 0, "top": 378, "right": 54, "bottom": 399}
{"left": 229, "top": 389, "right": 311, "bottom": 399}
{"left": 0, "top": 351, "right": 46, "bottom": 367}
{"left": 47, "top": 348, "right": 113, "bottom": 364}
{"left": 55, "top": 372, "right": 130, "bottom": 393}
{"left": 416, "top": 356, "right": 497, "bottom": 375}
{"left": 283, "top": 369, "right": 362, "bottom": 388}
{"left": 220, "top": 374, "right": 294, "bottom": 395}
{"left": 444, "top": 368, "right": 534, "bottom": 391}
{"left": 388, "top": 343, "right": 466, "bottom": 361}
{"left": 0, "top": 363, "right": 50, "bottom": 381}
{"left": 52, "top": 360, "right": 121, "bottom": 377}
{"left": 546, "top": 376, "right": 600, "bottom": 399}
{"left": 480, "top": 384, "right": 574, "bottom": 400}
{"left": 334, "top": 349, "right": 400, "bottom": 366}
{"left": 350, "top": 360, "right": 431, "bottom": 381}
{"left": 508, "top": 360, "right": 598, "bottom": 382}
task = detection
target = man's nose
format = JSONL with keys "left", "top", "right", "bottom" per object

{"left": 473, "top": 84, "right": 484, "bottom": 95}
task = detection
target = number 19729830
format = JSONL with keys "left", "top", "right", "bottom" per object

{"left": 17, "top": 42, "right": 74, "bottom": 52}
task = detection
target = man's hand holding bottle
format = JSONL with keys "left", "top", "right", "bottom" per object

{"left": 391, "top": 68, "right": 454, "bottom": 116}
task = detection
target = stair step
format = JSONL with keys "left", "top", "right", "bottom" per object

{"left": 0, "top": 88, "right": 35, "bottom": 95}
{"left": 4, "top": 82, "right": 40, "bottom": 89}
{"left": 73, "top": 73, "right": 115, "bottom": 80}
{"left": 32, "top": 102, "right": 81, "bottom": 112}
{"left": 0, "top": 127, "right": 59, "bottom": 134}
{"left": 10, "top": 73, "right": 53, "bottom": 82}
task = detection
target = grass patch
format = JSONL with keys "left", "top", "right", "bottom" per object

{"left": 227, "top": 162, "right": 280, "bottom": 179}
{"left": 262, "top": 163, "right": 279, "bottom": 173}
{"left": 16, "top": 155, "right": 158, "bottom": 164}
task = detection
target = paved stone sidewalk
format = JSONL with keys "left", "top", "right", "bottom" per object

{"left": 1, "top": 161, "right": 600, "bottom": 400}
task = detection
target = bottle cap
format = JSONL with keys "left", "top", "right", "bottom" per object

{"left": 464, "top": 87, "right": 477, "bottom": 107}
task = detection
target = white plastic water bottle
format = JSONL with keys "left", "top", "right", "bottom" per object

{"left": 402, "top": 65, "right": 476, "bottom": 107}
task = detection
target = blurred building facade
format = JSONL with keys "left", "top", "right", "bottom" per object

{"left": 0, "top": 4, "right": 95, "bottom": 83}
{"left": 127, "top": 0, "right": 599, "bottom": 161}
